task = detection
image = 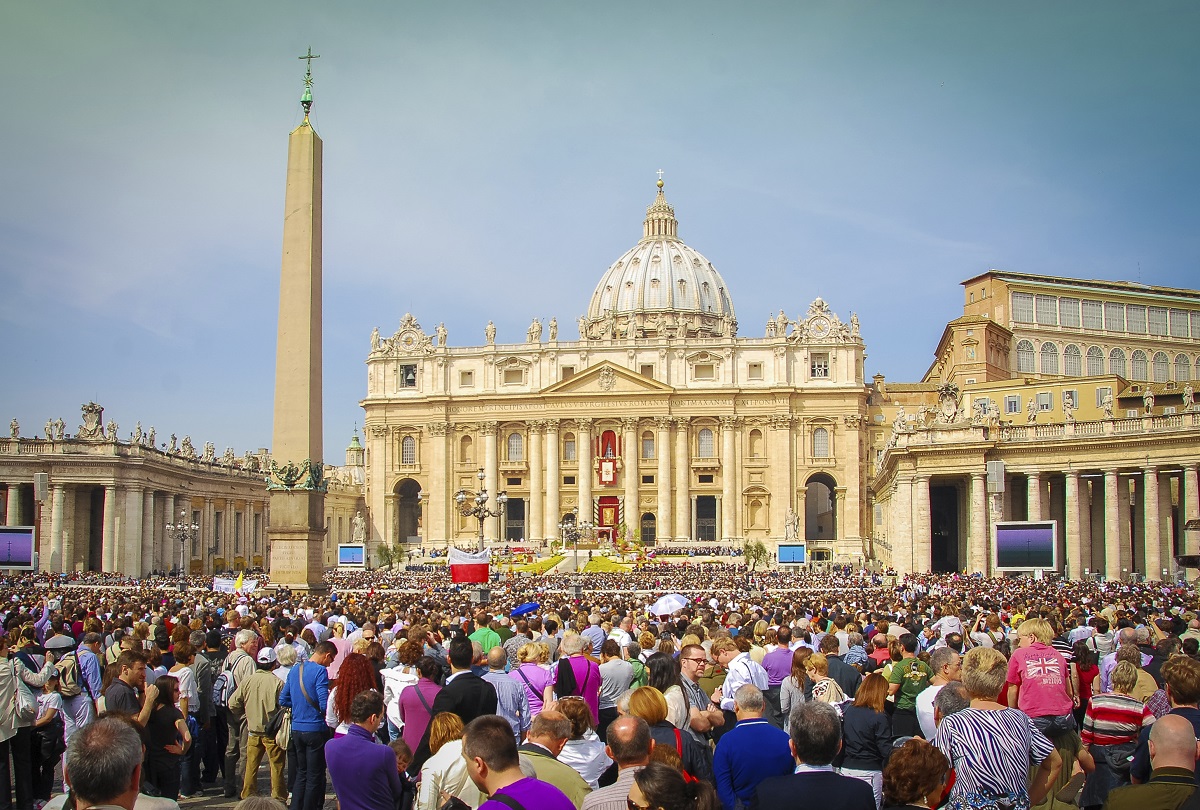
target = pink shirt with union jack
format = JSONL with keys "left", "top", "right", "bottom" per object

{"left": 1006, "top": 641, "right": 1073, "bottom": 718}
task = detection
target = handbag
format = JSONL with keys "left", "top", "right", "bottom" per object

{"left": 13, "top": 653, "right": 39, "bottom": 725}
{"left": 265, "top": 705, "right": 292, "bottom": 749}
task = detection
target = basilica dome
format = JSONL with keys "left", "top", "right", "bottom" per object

{"left": 581, "top": 181, "right": 737, "bottom": 340}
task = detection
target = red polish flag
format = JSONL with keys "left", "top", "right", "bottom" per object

{"left": 449, "top": 548, "right": 490, "bottom": 583}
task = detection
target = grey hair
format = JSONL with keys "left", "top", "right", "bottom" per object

{"left": 934, "top": 681, "right": 972, "bottom": 719}
{"left": 847, "top": 631, "right": 864, "bottom": 648}
{"left": 274, "top": 643, "right": 298, "bottom": 667}
{"left": 65, "top": 716, "right": 143, "bottom": 804}
{"left": 616, "top": 688, "right": 635, "bottom": 715}
{"left": 787, "top": 701, "right": 842, "bottom": 766}
{"left": 234, "top": 797, "right": 288, "bottom": 810}
{"left": 929, "top": 647, "right": 959, "bottom": 675}
{"left": 735, "top": 683, "right": 765, "bottom": 713}
{"left": 234, "top": 629, "right": 258, "bottom": 649}
{"left": 560, "top": 633, "right": 587, "bottom": 656}
{"left": 189, "top": 630, "right": 206, "bottom": 647}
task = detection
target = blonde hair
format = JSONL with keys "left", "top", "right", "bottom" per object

{"left": 1017, "top": 618, "right": 1054, "bottom": 645}
{"left": 1111, "top": 661, "right": 1139, "bottom": 694}
{"left": 627, "top": 686, "right": 669, "bottom": 726}
{"left": 806, "top": 652, "right": 829, "bottom": 677}
{"left": 428, "top": 712, "right": 464, "bottom": 755}
{"left": 710, "top": 637, "right": 738, "bottom": 657}
{"left": 962, "top": 646, "right": 1008, "bottom": 700}
{"left": 517, "top": 642, "right": 550, "bottom": 664}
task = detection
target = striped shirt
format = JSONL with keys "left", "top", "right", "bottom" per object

{"left": 1081, "top": 692, "right": 1154, "bottom": 746}
{"left": 934, "top": 707, "right": 1055, "bottom": 810}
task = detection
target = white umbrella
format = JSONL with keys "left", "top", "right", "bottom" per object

{"left": 649, "top": 593, "right": 689, "bottom": 616}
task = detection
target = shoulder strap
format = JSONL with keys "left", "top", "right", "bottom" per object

{"left": 514, "top": 667, "right": 535, "bottom": 691}
{"left": 413, "top": 683, "right": 434, "bottom": 716}
{"left": 674, "top": 727, "right": 684, "bottom": 756}
{"left": 489, "top": 794, "right": 528, "bottom": 810}
{"left": 297, "top": 662, "right": 320, "bottom": 711}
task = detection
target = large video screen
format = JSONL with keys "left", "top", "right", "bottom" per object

{"left": 337, "top": 544, "right": 366, "bottom": 568}
{"left": 777, "top": 544, "right": 807, "bottom": 564}
{"left": 0, "top": 527, "right": 36, "bottom": 570}
{"left": 994, "top": 521, "right": 1057, "bottom": 571}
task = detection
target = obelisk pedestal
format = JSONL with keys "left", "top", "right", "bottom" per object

{"left": 267, "top": 64, "right": 327, "bottom": 592}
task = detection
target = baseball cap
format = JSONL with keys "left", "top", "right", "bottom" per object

{"left": 257, "top": 647, "right": 278, "bottom": 665}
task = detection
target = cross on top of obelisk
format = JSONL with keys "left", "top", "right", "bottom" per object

{"left": 656, "top": 169, "right": 664, "bottom": 180}
{"left": 299, "top": 47, "right": 320, "bottom": 120}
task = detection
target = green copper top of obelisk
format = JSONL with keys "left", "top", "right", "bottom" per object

{"left": 299, "top": 47, "right": 319, "bottom": 121}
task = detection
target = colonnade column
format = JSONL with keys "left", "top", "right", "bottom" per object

{"left": 674, "top": 417, "right": 690, "bottom": 541}
{"left": 164, "top": 494, "right": 178, "bottom": 572}
{"left": 720, "top": 416, "right": 737, "bottom": 543}
{"left": 4, "top": 485, "right": 19, "bottom": 525}
{"left": 1143, "top": 468, "right": 1161, "bottom": 580}
{"left": 50, "top": 484, "right": 65, "bottom": 572}
{"left": 528, "top": 422, "right": 544, "bottom": 545}
{"left": 1103, "top": 471, "right": 1122, "bottom": 580}
{"left": 621, "top": 418, "right": 638, "bottom": 539}
{"left": 544, "top": 421, "right": 561, "bottom": 544}
{"left": 123, "top": 486, "right": 144, "bottom": 577}
{"left": 577, "top": 419, "right": 593, "bottom": 525}
{"left": 1064, "top": 471, "right": 1082, "bottom": 579}
{"left": 969, "top": 472, "right": 988, "bottom": 576}
{"left": 913, "top": 475, "right": 931, "bottom": 573}
{"left": 1159, "top": 475, "right": 1174, "bottom": 579}
{"left": 1186, "top": 466, "right": 1200, "bottom": 555}
{"left": 1027, "top": 472, "right": 1044, "bottom": 521}
{"left": 428, "top": 423, "right": 449, "bottom": 547}
{"left": 655, "top": 417, "right": 672, "bottom": 543}
{"left": 102, "top": 485, "right": 117, "bottom": 572}
{"left": 482, "top": 422, "right": 499, "bottom": 541}
{"left": 767, "top": 415, "right": 793, "bottom": 546}
{"left": 894, "top": 477, "right": 914, "bottom": 575}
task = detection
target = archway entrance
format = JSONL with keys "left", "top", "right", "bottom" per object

{"left": 505, "top": 498, "right": 525, "bottom": 542}
{"left": 393, "top": 478, "right": 422, "bottom": 544}
{"left": 805, "top": 473, "right": 837, "bottom": 542}
{"left": 930, "top": 485, "right": 961, "bottom": 572}
{"left": 640, "top": 513, "right": 657, "bottom": 546}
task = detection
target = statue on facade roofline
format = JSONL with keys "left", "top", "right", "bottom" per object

{"left": 133, "top": 422, "right": 143, "bottom": 445}
{"left": 146, "top": 426, "right": 155, "bottom": 448}
{"left": 850, "top": 313, "right": 860, "bottom": 338}
{"left": 436, "top": 322, "right": 448, "bottom": 347}
{"left": 485, "top": 320, "right": 496, "bottom": 345}
{"left": 1026, "top": 398, "right": 1037, "bottom": 423}
{"left": 105, "top": 419, "right": 118, "bottom": 441}
{"left": 45, "top": 419, "right": 53, "bottom": 440}
{"left": 353, "top": 511, "right": 366, "bottom": 543}
{"left": 548, "top": 317, "right": 557, "bottom": 341}
{"left": 370, "top": 327, "right": 381, "bottom": 352}
{"left": 1143, "top": 388, "right": 1155, "bottom": 414}
{"left": 1102, "top": 392, "right": 1114, "bottom": 419}
{"left": 1183, "top": 383, "right": 1195, "bottom": 412}
{"left": 9, "top": 419, "right": 18, "bottom": 439}
{"left": 168, "top": 433, "right": 178, "bottom": 453}
{"left": 181, "top": 436, "right": 196, "bottom": 458}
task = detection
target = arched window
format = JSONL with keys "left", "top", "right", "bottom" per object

{"left": 812, "top": 427, "right": 829, "bottom": 458}
{"left": 1131, "top": 350, "right": 1148, "bottom": 381}
{"left": 748, "top": 498, "right": 764, "bottom": 528}
{"left": 1063, "top": 344, "right": 1082, "bottom": 377}
{"left": 1016, "top": 340, "right": 1035, "bottom": 373}
{"left": 1040, "top": 342, "right": 1059, "bottom": 375}
{"left": 562, "top": 433, "right": 576, "bottom": 462}
{"left": 1109, "top": 348, "right": 1127, "bottom": 378}
{"left": 1086, "top": 346, "right": 1104, "bottom": 376}
{"left": 459, "top": 436, "right": 473, "bottom": 464}
{"left": 401, "top": 435, "right": 416, "bottom": 465}
{"left": 748, "top": 429, "right": 764, "bottom": 458}
{"left": 697, "top": 428, "right": 715, "bottom": 458}
{"left": 641, "top": 431, "right": 655, "bottom": 459}
{"left": 1153, "top": 352, "right": 1170, "bottom": 383}
{"left": 1177, "top": 354, "right": 1192, "bottom": 382}
{"left": 507, "top": 432, "right": 524, "bottom": 461}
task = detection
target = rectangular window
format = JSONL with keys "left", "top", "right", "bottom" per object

{"left": 503, "top": 368, "right": 523, "bottom": 385}
{"left": 459, "top": 370, "right": 474, "bottom": 387}
{"left": 1012, "top": 292, "right": 1034, "bottom": 323}
{"left": 563, "top": 438, "right": 576, "bottom": 461}
{"left": 642, "top": 436, "right": 655, "bottom": 459}
{"left": 1165, "top": 406, "right": 1177, "bottom": 415}
{"left": 694, "top": 363, "right": 715, "bottom": 380}
{"left": 1035, "top": 295, "right": 1058, "bottom": 326}
{"left": 698, "top": 474, "right": 714, "bottom": 484}
{"left": 875, "top": 504, "right": 883, "bottom": 525}
{"left": 1036, "top": 392, "right": 1052, "bottom": 411}
{"left": 1170, "top": 309, "right": 1189, "bottom": 337}
{"left": 810, "top": 353, "right": 830, "bottom": 378}
{"left": 639, "top": 364, "right": 655, "bottom": 379}
{"left": 1126, "top": 409, "right": 1139, "bottom": 418}
{"left": 1096, "top": 386, "right": 1112, "bottom": 407}
{"left": 1058, "top": 298, "right": 1080, "bottom": 328}
{"left": 1105, "top": 302, "right": 1125, "bottom": 332}
{"left": 1126, "top": 305, "right": 1147, "bottom": 334}
{"left": 747, "top": 362, "right": 764, "bottom": 381}
{"left": 561, "top": 366, "right": 575, "bottom": 380}
{"left": 641, "top": 475, "right": 655, "bottom": 484}
{"left": 1148, "top": 306, "right": 1169, "bottom": 336}
{"left": 563, "top": 475, "right": 576, "bottom": 485}
{"left": 975, "top": 397, "right": 993, "bottom": 414}
{"left": 1004, "top": 395, "right": 1021, "bottom": 414}
{"left": 1082, "top": 300, "right": 1104, "bottom": 329}
{"left": 398, "top": 364, "right": 417, "bottom": 388}
{"left": 1191, "top": 312, "right": 1200, "bottom": 339}
{"left": 506, "top": 477, "right": 521, "bottom": 486}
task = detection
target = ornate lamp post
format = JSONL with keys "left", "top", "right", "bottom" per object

{"left": 455, "top": 467, "right": 507, "bottom": 553}
{"left": 166, "top": 510, "right": 199, "bottom": 585}
{"left": 558, "top": 507, "right": 594, "bottom": 573}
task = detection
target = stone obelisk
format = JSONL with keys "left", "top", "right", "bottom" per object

{"left": 267, "top": 50, "right": 326, "bottom": 591}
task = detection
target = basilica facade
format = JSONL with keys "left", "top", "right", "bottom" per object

{"left": 360, "top": 182, "right": 870, "bottom": 563}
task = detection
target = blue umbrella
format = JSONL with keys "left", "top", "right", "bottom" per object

{"left": 510, "top": 602, "right": 540, "bottom": 617}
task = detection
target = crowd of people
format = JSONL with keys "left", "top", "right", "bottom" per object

{"left": 0, "top": 561, "right": 1199, "bottom": 810}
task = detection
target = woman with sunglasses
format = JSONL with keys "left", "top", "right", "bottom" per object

{"left": 627, "top": 761, "right": 719, "bottom": 810}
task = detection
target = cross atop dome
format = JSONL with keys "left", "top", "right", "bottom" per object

{"left": 642, "top": 172, "right": 677, "bottom": 240}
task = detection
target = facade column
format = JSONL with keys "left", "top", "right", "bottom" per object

{"left": 1144, "top": 467, "right": 1161, "bottom": 580}
{"left": 913, "top": 475, "right": 931, "bottom": 573}
{"left": 894, "top": 477, "right": 914, "bottom": 575}
{"left": 674, "top": 417, "right": 691, "bottom": 541}
{"left": 101, "top": 485, "right": 118, "bottom": 572}
{"left": 1160, "top": 475, "right": 1176, "bottom": 579}
{"left": 1117, "top": 475, "right": 1133, "bottom": 579}
{"left": 529, "top": 422, "right": 544, "bottom": 545}
{"left": 544, "top": 421, "right": 561, "bottom": 543}
{"left": 720, "top": 416, "right": 737, "bottom": 543}
{"left": 622, "top": 418, "right": 639, "bottom": 538}
{"left": 482, "top": 422, "right": 499, "bottom": 541}
{"left": 655, "top": 417, "right": 672, "bottom": 543}
{"left": 1027, "top": 471, "right": 1044, "bottom": 521}
{"left": 970, "top": 472, "right": 989, "bottom": 576}
{"left": 1065, "top": 471, "right": 1083, "bottom": 579}
{"left": 1186, "top": 466, "right": 1200, "bottom": 555}
{"left": 1103, "top": 470, "right": 1123, "bottom": 580}
{"left": 577, "top": 419, "right": 593, "bottom": 525}
{"left": 4, "top": 484, "right": 19, "bottom": 525}
{"left": 767, "top": 416, "right": 794, "bottom": 546}
{"left": 50, "top": 484, "right": 65, "bottom": 573}
{"left": 427, "top": 423, "right": 449, "bottom": 547}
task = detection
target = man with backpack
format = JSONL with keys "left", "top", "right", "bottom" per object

{"left": 58, "top": 632, "right": 102, "bottom": 747}
{"left": 217, "top": 629, "right": 259, "bottom": 798}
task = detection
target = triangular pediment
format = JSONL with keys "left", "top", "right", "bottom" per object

{"left": 542, "top": 361, "right": 675, "bottom": 396}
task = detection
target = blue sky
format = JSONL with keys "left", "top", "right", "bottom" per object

{"left": 2, "top": 3, "right": 1198, "bottom": 463}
